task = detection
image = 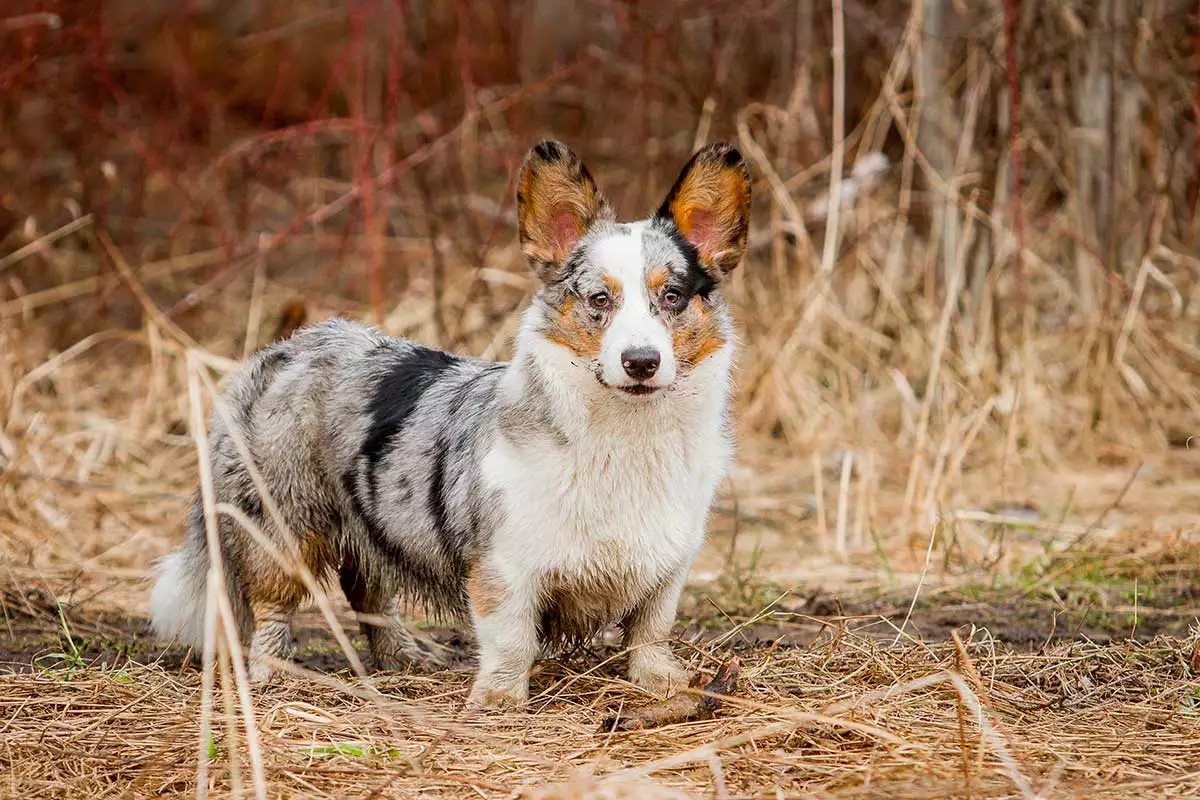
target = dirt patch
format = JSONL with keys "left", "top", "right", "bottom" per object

{"left": 5, "top": 579, "right": 1198, "bottom": 681}
{"left": 0, "top": 584, "right": 483, "bottom": 677}
{"left": 678, "top": 582, "right": 1200, "bottom": 651}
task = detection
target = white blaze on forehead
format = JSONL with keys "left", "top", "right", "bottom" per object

{"left": 588, "top": 227, "right": 677, "bottom": 388}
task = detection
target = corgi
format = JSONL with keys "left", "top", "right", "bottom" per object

{"left": 150, "top": 140, "right": 751, "bottom": 708}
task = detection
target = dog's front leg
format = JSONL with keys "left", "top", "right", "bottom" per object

{"left": 623, "top": 568, "right": 690, "bottom": 695}
{"left": 465, "top": 566, "right": 539, "bottom": 710}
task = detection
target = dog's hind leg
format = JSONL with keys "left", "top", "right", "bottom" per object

{"left": 248, "top": 602, "right": 296, "bottom": 683}
{"left": 245, "top": 566, "right": 304, "bottom": 682}
{"left": 244, "top": 530, "right": 332, "bottom": 683}
{"left": 339, "top": 551, "right": 429, "bottom": 672}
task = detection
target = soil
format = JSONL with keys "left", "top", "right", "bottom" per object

{"left": 3, "top": 579, "right": 1197, "bottom": 678}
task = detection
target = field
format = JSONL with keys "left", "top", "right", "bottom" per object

{"left": 3, "top": 0, "right": 1200, "bottom": 798}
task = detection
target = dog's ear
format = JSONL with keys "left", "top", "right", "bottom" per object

{"left": 656, "top": 143, "right": 751, "bottom": 280}
{"left": 517, "top": 141, "right": 613, "bottom": 282}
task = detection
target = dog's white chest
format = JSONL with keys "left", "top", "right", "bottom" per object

{"left": 483, "top": 421, "right": 727, "bottom": 595}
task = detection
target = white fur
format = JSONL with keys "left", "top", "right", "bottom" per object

{"left": 592, "top": 226, "right": 678, "bottom": 390}
{"left": 467, "top": 300, "right": 734, "bottom": 705}
{"left": 148, "top": 550, "right": 207, "bottom": 648}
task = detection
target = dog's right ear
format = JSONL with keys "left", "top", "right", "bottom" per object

{"left": 517, "top": 141, "right": 613, "bottom": 282}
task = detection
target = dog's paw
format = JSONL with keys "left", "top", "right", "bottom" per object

{"left": 628, "top": 653, "right": 691, "bottom": 696}
{"left": 247, "top": 658, "right": 275, "bottom": 684}
{"left": 369, "top": 628, "right": 449, "bottom": 673}
{"left": 464, "top": 680, "right": 528, "bottom": 711}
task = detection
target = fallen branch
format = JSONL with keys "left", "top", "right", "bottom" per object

{"left": 600, "top": 657, "right": 741, "bottom": 733}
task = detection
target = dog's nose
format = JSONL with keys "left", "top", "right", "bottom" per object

{"left": 621, "top": 347, "right": 660, "bottom": 381}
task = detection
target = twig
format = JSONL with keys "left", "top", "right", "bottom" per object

{"left": 890, "top": 519, "right": 939, "bottom": 647}
{"left": 599, "top": 657, "right": 741, "bottom": 733}
{"left": 901, "top": 190, "right": 978, "bottom": 527}
{"left": 812, "top": 449, "right": 828, "bottom": 553}
{"left": 0, "top": 214, "right": 94, "bottom": 275}
{"left": 835, "top": 450, "right": 853, "bottom": 558}
{"left": 186, "top": 361, "right": 268, "bottom": 800}
{"left": 813, "top": 0, "right": 847, "bottom": 328}
{"left": 1002, "top": 0, "right": 1028, "bottom": 355}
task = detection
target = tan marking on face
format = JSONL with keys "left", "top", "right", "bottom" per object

{"left": 545, "top": 295, "right": 603, "bottom": 359}
{"left": 602, "top": 273, "right": 623, "bottom": 297}
{"left": 671, "top": 296, "right": 726, "bottom": 370}
{"left": 468, "top": 564, "right": 506, "bottom": 618}
{"left": 645, "top": 266, "right": 671, "bottom": 294}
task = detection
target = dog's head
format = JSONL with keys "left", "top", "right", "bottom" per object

{"left": 517, "top": 140, "right": 750, "bottom": 400}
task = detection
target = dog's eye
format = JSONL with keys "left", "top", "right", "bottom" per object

{"left": 588, "top": 292, "right": 611, "bottom": 310}
{"left": 662, "top": 290, "right": 687, "bottom": 311}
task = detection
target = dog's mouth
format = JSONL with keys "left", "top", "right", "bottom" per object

{"left": 594, "top": 372, "right": 666, "bottom": 397}
{"left": 617, "top": 384, "right": 661, "bottom": 397}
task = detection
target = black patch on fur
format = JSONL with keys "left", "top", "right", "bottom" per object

{"left": 427, "top": 443, "right": 452, "bottom": 547}
{"left": 425, "top": 380, "right": 476, "bottom": 555}
{"left": 342, "top": 470, "right": 454, "bottom": 614}
{"left": 532, "top": 140, "right": 568, "bottom": 163}
{"left": 341, "top": 344, "right": 463, "bottom": 608}
{"left": 528, "top": 140, "right": 599, "bottom": 187}
{"left": 338, "top": 553, "right": 369, "bottom": 612}
{"left": 555, "top": 248, "right": 588, "bottom": 286}
{"left": 662, "top": 225, "right": 716, "bottom": 301}
{"left": 338, "top": 355, "right": 507, "bottom": 623}
{"left": 361, "top": 345, "right": 459, "bottom": 478}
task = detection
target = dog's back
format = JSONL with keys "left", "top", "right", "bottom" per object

{"left": 151, "top": 317, "right": 505, "bottom": 659}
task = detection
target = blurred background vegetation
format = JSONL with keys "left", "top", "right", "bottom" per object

{"left": 2, "top": 0, "right": 1199, "bottom": 569}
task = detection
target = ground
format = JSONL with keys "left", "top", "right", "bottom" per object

{"left": 2, "top": 470, "right": 1199, "bottom": 799}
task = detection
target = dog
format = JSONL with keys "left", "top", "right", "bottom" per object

{"left": 149, "top": 140, "right": 751, "bottom": 709}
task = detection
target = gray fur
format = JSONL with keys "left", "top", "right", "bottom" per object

{"left": 156, "top": 318, "right": 511, "bottom": 667}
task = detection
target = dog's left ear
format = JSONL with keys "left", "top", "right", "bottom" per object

{"left": 517, "top": 140, "right": 614, "bottom": 283}
{"left": 656, "top": 143, "right": 751, "bottom": 280}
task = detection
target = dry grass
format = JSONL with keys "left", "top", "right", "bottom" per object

{"left": 2, "top": 597, "right": 1199, "bottom": 798}
{"left": 4, "top": 0, "right": 1200, "bottom": 797}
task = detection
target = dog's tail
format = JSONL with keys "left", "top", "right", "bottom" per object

{"left": 150, "top": 501, "right": 247, "bottom": 648}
